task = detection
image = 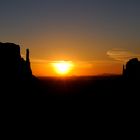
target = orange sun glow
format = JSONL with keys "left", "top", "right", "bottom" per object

{"left": 52, "top": 61, "right": 74, "bottom": 75}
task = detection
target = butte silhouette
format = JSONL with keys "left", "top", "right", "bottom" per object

{"left": 123, "top": 58, "right": 140, "bottom": 81}
{"left": 0, "top": 42, "right": 38, "bottom": 96}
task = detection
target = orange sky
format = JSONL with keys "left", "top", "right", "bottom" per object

{"left": 20, "top": 34, "right": 138, "bottom": 76}
{"left": 1, "top": 0, "right": 140, "bottom": 76}
{"left": 30, "top": 59, "right": 123, "bottom": 76}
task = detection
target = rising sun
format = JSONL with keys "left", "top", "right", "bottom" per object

{"left": 52, "top": 61, "right": 74, "bottom": 75}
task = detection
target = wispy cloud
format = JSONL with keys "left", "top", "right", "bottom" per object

{"left": 30, "top": 58, "right": 118, "bottom": 66}
{"left": 107, "top": 48, "right": 140, "bottom": 62}
{"left": 30, "top": 59, "right": 75, "bottom": 64}
{"left": 30, "top": 58, "right": 50, "bottom": 64}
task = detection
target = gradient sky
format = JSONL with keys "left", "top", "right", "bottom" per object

{"left": 0, "top": 0, "right": 140, "bottom": 76}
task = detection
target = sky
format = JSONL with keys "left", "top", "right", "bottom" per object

{"left": 0, "top": 0, "right": 140, "bottom": 76}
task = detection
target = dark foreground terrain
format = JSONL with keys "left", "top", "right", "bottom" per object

{"left": 37, "top": 75, "right": 139, "bottom": 99}
{"left": 38, "top": 75, "right": 122, "bottom": 98}
{"left": 1, "top": 75, "right": 139, "bottom": 100}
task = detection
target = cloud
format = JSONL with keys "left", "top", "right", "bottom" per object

{"left": 31, "top": 59, "right": 76, "bottom": 64}
{"left": 107, "top": 48, "right": 140, "bottom": 62}
{"left": 30, "top": 58, "right": 50, "bottom": 63}
{"left": 20, "top": 55, "right": 49, "bottom": 64}
{"left": 30, "top": 58, "right": 118, "bottom": 67}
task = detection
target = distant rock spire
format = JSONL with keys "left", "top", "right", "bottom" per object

{"left": 26, "top": 48, "right": 32, "bottom": 76}
{"left": 26, "top": 48, "right": 30, "bottom": 63}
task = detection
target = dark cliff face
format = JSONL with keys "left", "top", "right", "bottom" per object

{"left": 0, "top": 42, "right": 40, "bottom": 97}
{"left": 0, "top": 43, "right": 20, "bottom": 78}
{"left": 123, "top": 58, "right": 140, "bottom": 80}
{"left": 0, "top": 42, "right": 32, "bottom": 81}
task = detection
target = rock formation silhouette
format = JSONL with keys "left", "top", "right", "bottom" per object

{"left": 0, "top": 42, "right": 38, "bottom": 96}
{"left": 0, "top": 42, "right": 32, "bottom": 80}
{"left": 123, "top": 58, "right": 140, "bottom": 81}
{"left": 122, "top": 58, "right": 140, "bottom": 96}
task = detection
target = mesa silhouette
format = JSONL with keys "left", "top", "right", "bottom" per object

{"left": 0, "top": 42, "right": 32, "bottom": 80}
{"left": 0, "top": 42, "right": 38, "bottom": 96}
{"left": 123, "top": 58, "right": 140, "bottom": 80}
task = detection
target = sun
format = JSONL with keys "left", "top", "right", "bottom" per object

{"left": 52, "top": 61, "right": 74, "bottom": 75}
